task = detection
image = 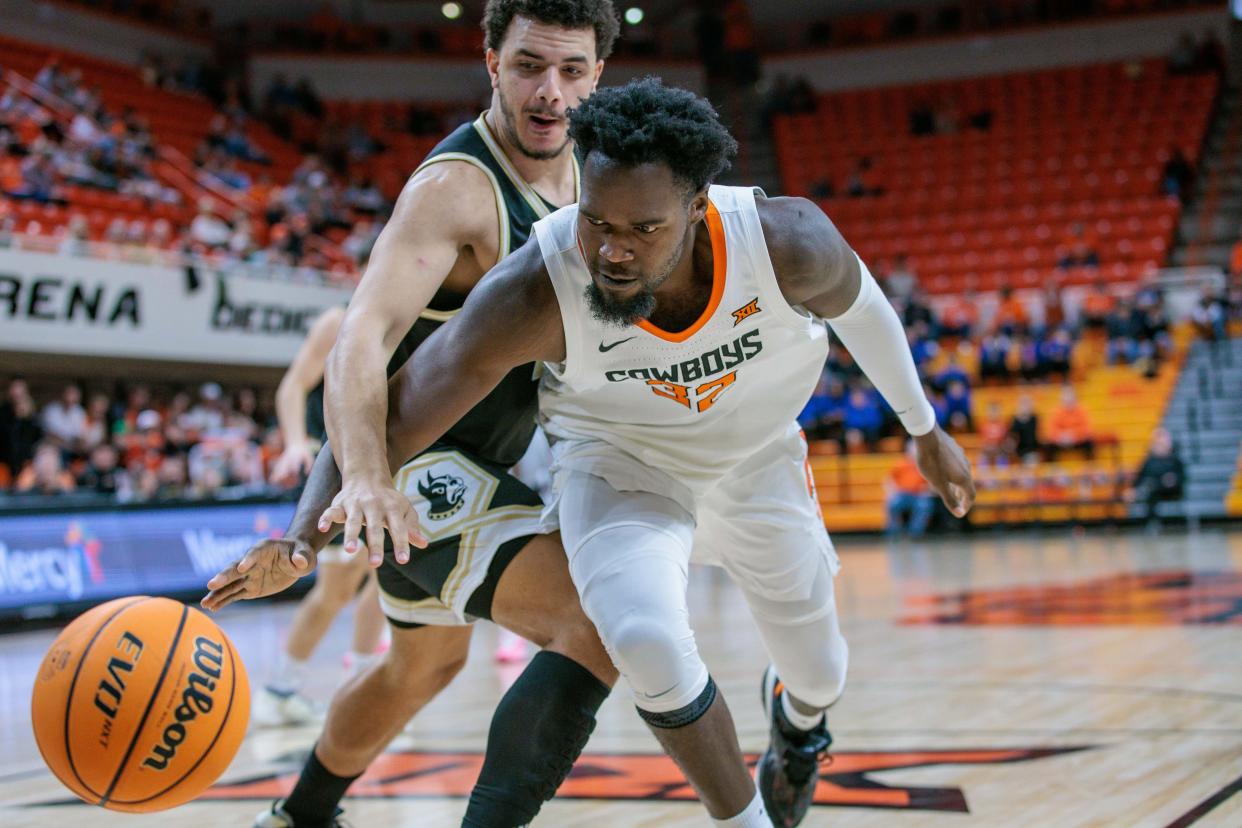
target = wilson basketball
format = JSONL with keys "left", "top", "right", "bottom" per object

{"left": 31, "top": 596, "right": 250, "bottom": 813}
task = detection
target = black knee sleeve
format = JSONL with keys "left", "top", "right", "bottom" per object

{"left": 635, "top": 675, "right": 717, "bottom": 729}
{"left": 462, "top": 650, "right": 610, "bottom": 828}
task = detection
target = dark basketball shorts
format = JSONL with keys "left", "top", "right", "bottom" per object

{"left": 376, "top": 441, "right": 544, "bottom": 628}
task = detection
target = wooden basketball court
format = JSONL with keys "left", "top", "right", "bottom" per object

{"left": 2, "top": 528, "right": 1240, "bottom": 827}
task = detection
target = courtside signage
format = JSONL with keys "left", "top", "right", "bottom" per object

{"left": 0, "top": 249, "right": 351, "bottom": 366}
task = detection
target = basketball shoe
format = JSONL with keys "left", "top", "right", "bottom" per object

{"left": 254, "top": 799, "right": 350, "bottom": 827}
{"left": 756, "top": 665, "right": 832, "bottom": 827}
{"left": 252, "top": 686, "right": 320, "bottom": 727}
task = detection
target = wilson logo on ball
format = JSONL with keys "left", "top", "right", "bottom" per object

{"left": 141, "top": 636, "right": 223, "bottom": 771}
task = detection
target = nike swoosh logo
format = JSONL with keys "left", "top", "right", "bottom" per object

{"left": 598, "top": 336, "right": 636, "bottom": 352}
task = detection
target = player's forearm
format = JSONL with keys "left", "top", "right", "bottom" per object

{"left": 286, "top": 444, "right": 344, "bottom": 551}
{"left": 274, "top": 380, "right": 308, "bottom": 449}
{"left": 324, "top": 335, "right": 392, "bottom": 481}
{"left": 825, "top": 255, "right": 936, "bottom": 436}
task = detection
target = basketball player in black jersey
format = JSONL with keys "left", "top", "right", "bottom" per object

{"left": 202, "top": 3, "right": 621, "bottom": 827}
{"left": 253, "top": 305, "right": 386, "bottom": 728}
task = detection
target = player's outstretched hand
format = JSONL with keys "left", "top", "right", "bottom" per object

{"left": 317, "top": 474, "right": 428, "bottom": 568}
{"left": 201, "top": 537, "right": 316, "bottom": 612}
{"left": 913, "top": 426, "right": 977, "bottom": 518}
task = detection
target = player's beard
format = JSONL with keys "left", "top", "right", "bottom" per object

{"left": 497, "top": 87, "right": 569, "bottom": 161}
{"left": 584, "top": 237, "right": 684, "bottom": 327}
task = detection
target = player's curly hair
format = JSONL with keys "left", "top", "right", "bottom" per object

{"left": 483, "top": 0, "right": 620, "bottom": 60}
{"left": 568, "top": 77, "right": 738, "bottom": 198}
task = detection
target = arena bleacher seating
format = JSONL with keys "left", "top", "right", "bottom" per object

{"left": 774, "top": 60, "right": 1217, "bottom": 293}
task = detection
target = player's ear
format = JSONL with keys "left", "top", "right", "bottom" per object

{"left": 486, "top": 48, "right": 501, "bottom": 89}
{"left": 688, "top": 189, "right": 709, "bottom": 223}
{"left": 591, "top": 59, "right": 604, "bottom": 91}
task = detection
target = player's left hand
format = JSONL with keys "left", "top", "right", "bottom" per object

{"left": 913, "top": 426, "right": 976, "bottom": 518}
{"left": 200, "top": 537, "right": 316, "bottom": 612}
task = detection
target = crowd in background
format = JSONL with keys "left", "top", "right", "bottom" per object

{"left": 1, "top": 59, "right": 181, "bottom": 207}
{"left": 796, "top": 258, "right": 1189, "bottom": 453}
{"left": 1, "top": 54, "right": 391, "bottom": 275}
{"left": 0, "top": 378, "right": 289, "bottom": 503}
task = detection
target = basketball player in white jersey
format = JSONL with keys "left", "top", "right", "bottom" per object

{"left": 321, "top": 79, "right": 976, "bottom": 827}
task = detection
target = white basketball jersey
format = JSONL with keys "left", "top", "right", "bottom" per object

{"left": 534, "top": 184, "right": 829, "bottom": 495}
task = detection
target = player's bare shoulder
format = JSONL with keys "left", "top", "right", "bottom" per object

{"left": 396, "top": 160, "right": 498, "bottom": 242}
{"left": 754, "top": 192, "right": 858, "bottom": 313}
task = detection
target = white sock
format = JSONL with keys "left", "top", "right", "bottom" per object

{"left": 345, "top": 649, "right": 380, "bottom": 677}
{"left": 268, "top": 653, "right": 308, "bottom": 695}
{"left": 713, "top": 791, "right": 770, "bottom": 827}
{"left": 781, "top": 690, "right": 825, "bottom": 731}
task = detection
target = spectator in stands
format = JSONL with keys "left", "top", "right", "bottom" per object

{"left": 909, "top": 100, "right": 935, "bottom": 136}
{"left": 940, "top": 289, "right": 979, "bottom": 338}
{"left": 907, "top": 322, "right": 939, "bottom": 375}
{"left": 155, "top": 454, "right": 189, "bottom": 500}
{"left": 1081, "top": 281, "right": 1116, "bottom": 330}
{"left": 1040, "top": 282, "right": 1067, "bottom": 335}
{"left": 342, "top": 218, "right": 379, "bottom": 264}
{"left": 993, "top": 286, "right": 1030, "bottom": 336}
{"left": 885, "top": 441, "right": 935, "bottom": 537}
{"left": 295, "top": 78, "right": 324, "bottom": 119}
{"left": 115, "top": 383, "right": 152, "bottom": 433}
{"left": 184, "top": 382, "right": 226, "bottom": 434}
{"left": 934, "top": 351, "right": 971, "bottom": 392}
{"left": 1168, "top": 32, "right": 1197, "bottom": 74}
{"left": 120, "top": 408, "right": 167, "bottom": 470}
{"left": 124, "top": 464, "right": 161, "bottom": 502}
{"left": 41, "top": 384, "right": 86, "bottom": 454}
{"left": 979, "top": 333, "right": 1012, "bottom": 382}
{"left": 344, "top": 177, "right": 386, "bottom": 215}
{"left": 78, "top": 442, "right": 121, "bottom": 495}
{"left": 8, "top": 151, "right": 61, "bottom": 203}
{"left": 0, "top": 379, "right": 34, "bottom": 477}
{"left": 1039, "top": 328, "right": 1074, "bottom": 381}
{"left": 189, "top": 198, "right": 231, "bottom": 249}
{"left": 799, "top": 374, "right": 847, "bottom": 442}
{"left": 942, "top": 378, "right": 973, "bottom": 432}
{"left": 1192, "top": 289, "right": 1227, "bottom": 342}
{"left": 15, "top": 443, "right": 76, "bottom": 495}
{"left": 885, "top": 253, "right": 918, "bottom": 301}
{"left": 979, "top": 401, "right": 1010, "bottom": 466}
{"left": 59, "top": 214, "right": 90, "bottom": 256}
{"left": 1134, "top": 292, "right": 1172, "bottom": 377}
{"left": 1009, "top": 393, "right": 1041, "bottom": 461}
{"left": 1056, "top": 223, "right": 1099, "bottom": 271}
{"left": 1102, "top": 297, "right": 1137, "bottom": 364}
{"left": 844, "top": 156, "right": 881, "bottom": 198}
{"left": 1015, "top": 334, "right": 1042, "bottom": 382}
{"left": 1046, "top": 386, "right": 1094, "bottom": 460}
{"left": 80, "top": 392, "right": 111, "bottom": 452}
{"left": 227, "top": 387, "right": 262, "bottom": 440}
{"left": 842, "top": 386, "right": 883, "bottom": 450}
{"left": 1160, "top": 146, "right": 1193, "bottom": 203}
{"left": 1126, "top": 427, "right": 1185, "bottom": 530}
{"left": 902, "top": 285, "right": 937, "bottom": 330}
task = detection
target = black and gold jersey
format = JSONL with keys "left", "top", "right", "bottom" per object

{"left": 385, "top": 112, "right": 580, "bottom": 467}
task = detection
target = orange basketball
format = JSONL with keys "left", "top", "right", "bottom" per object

{"left": 31, "top": 596, "right": 250, "bottom": 813}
